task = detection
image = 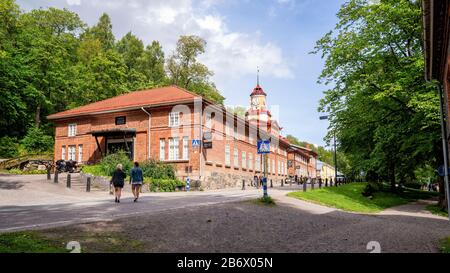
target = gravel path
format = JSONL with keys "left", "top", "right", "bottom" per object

{"left": 39, "top": 196, "right": 450, "bottom": 253}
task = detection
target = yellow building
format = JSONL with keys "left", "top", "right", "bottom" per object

{"left": 317, "top": 161, "right": 335, "bottom": 180}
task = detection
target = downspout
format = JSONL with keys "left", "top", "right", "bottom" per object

{"left": 141, "top": 107, "right": 151, "bottom": 160}
{"left": 436, "top": 83, "right": 450, "bottom": 221}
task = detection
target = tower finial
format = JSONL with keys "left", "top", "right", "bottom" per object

{"left": 257, "top": 66, "right": 260, "bottom": 85}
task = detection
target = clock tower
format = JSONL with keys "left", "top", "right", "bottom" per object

{"left": 246, "top": 70, "right": 272, "bottom": 126}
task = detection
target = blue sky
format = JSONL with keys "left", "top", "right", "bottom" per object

{"left": 17, "top": 0, "right": 346, "bottom": 147}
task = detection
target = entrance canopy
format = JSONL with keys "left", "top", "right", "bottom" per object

{"left": 89, "top": 128, "right": 136, "bottom": 137}
{"left": 89, "top": 128, "right": 136, "bottom": 159}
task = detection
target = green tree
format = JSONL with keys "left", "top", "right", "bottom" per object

{"left": 21, "top": 127, "right": 54, "bottom": 153}
{"left": 313, "top": 0, "right": 441, "bottom": 195}
{"left": 87, "top": 13, "right": 115, "bottom": 51}
{"left": 18, "top": 7, "right": 84, "bottom": 128}
{"left": 138, "top": 41, "right": 166, "bottom": 84}
{"left": 167, "top": 35, "right": 224, "bottom": 104}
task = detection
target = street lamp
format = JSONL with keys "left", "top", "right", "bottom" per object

{"left": 320, "top": 115, "right": 338, "bottom": 185}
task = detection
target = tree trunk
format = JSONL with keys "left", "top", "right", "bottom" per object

{"left": 35, "top": 103, "right": 41, "bottom": 128}
{"left": 437, "top": 176, "right": 448, "bottom": 211}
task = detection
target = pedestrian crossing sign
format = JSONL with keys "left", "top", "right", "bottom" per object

{"left": 192, "top": 140, "right": 201, "bottom": 148}
{"left": 257, "top": 140, "right": 271, "bottom": 154}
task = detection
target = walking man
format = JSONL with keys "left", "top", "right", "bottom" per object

{"left": 130, "top": 162, "right": 144, "bottom": 202}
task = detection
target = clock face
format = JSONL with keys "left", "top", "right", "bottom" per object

{"left": 251, "top": 97, "right": 259, "bottom": 108}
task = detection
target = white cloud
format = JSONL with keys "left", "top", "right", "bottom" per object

{"left": 66, "top": 0, "right": 81, "bottom": 6}
{"left": 68, "top": 0, "right": 294, "bottom": 94}
{"left": 132, "top": 1, "right": 293, "bottom": 82}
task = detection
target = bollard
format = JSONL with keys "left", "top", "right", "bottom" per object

{"left": 281, "top": 179, "right": 284, "bottom": 187}
{"left": 47, "top": 167, "right": 51, "bottom": 180}
{"left": 66, "top": 173, "right": 71, "bottom": 188}
{"left": 270, "top": 179, "right": 273, "bottom": 188}
{"left": 54, "top": 171, "right": 59, "bottom": 183}
{"left": 303, "top": 180, "right": 307, "bottom": 192}
{"left": 319, "top": 179, "right": 322, "bottom": 189}
{"left": 242, "top": 179, "right": 245, "bottom": 190}
{"left": 86, "top": 176, "right": 91, "bottom": 192}
{"left": 325, "top": 178, "right": 328, "bottom": 187}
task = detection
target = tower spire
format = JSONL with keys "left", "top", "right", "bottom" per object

{"left": 257, "top": 66, "right": 260, "bottom": 85}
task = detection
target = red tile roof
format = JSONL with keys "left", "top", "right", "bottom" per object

{"left": 250, "top": 84, "right": 267, "bottom": 96}
{"left": 47, "top": 85, "right": 199, "bottom": 120}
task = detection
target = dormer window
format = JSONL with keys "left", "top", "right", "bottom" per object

{"left": 169, "top": 112, "right": 180, "bottom": 127}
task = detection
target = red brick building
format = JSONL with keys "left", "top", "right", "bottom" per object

{"left": 48, "top": 84, "right": 316, "bottom": 189}
{"left": 287, "top": 144, "right": 318, "bottom": 180}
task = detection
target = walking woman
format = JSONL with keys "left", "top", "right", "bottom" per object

{"left": 111, "top": 164, "right": 126, "bottom": 203}
{"left": 130, "top": 162, "right": 143, "bottom": 202}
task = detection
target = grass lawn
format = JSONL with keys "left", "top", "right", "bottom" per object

{"left": 288, "top": 183, "right": 438, "bottom": 213}
{"left": 0, "top": 231, "right": 68, "bottom": 253}
{"left": 426, "top": 204, "right": 449, "bottom": 218}
{"left": 0, "top": 229, "right": 145, "bottom": 253}
{"left": 440, "top": 237, "right": 450, "bottom": 253}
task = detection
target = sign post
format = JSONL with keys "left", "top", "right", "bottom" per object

{"left": 258, "top": 140, "right": 271, "bottom": 198}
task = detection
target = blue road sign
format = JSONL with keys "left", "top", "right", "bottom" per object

{"left": 192, "top": 140, "right": 201, "bottom": 148}
{"left": 186, "top": 177, "right": 191, "bottom": 192}
{"left": 257, "top": 140, "right": 271, "bottom": 154}
{"left": 437, "top": 165, "right": 450, "bottom": 177}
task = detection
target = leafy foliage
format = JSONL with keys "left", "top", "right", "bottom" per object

{"left": 98, "top": 152, "right": 132, "bottom": 176}
{"left": 140, "top": 159, "right": 176, "bottom": 180}
{"left": 145, "top": 178, "right": 185, "bottom": 192}
{"left": 20, "top": 127, "right": 54, "bottom": 154}
{"left": 0, "top": 136, "right": 19, "bottom": 158}
{"left": 312, "top": 0, "right": 440, "bottom": 189}
{"left": 0, "top": 1, "right": 224, "bottom": 146}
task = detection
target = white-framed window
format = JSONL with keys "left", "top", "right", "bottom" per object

{"left": 182, "top": 137, "right": 189, "bottom": 160}
{"left": 206, "top": 113, "right": 212, "bottom": 129}
{"left": 68, "top": 145, "right": 76, "bottom": 161}
{"left": 267, "top": 159, "right": 270, "bottom": 174}
{"left": 225, "top": 145, "right": 231, "bottom": 166}
{"left": 61, "top": 146, "right": 66, "bottom": 160}
{"left": 169, "top": 112, "right": 180, "bottom": 127}
{"left": 248, "top": 153, "right": 253, "bottom": 171}
{"left": 225, "top": 123, "right": 231, "bottom": 138}
{"left": 160, "top": 139, "right": 165, "bottom": 161}
{"left": 78, "top": 144, "right": 83, "bottom": 162}
{"left": 278, "top": 161, "right": 281, "bottom": 175}
{"left": 68, "top": 123, "right": 77, "bottom": 137}
{"left": 169, "top": 137, "right": 180, "bottom": 160}
{"left": 272, "top": 159, "right": 275, "bottom": 174}
{"left": 242, "top": 152, "right": 247, "bottom": 169}
{"left": 234, "top": 148, "right": 239, "bottom": 168}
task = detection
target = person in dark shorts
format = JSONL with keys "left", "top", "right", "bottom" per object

{"left": 130, "top": 162, "right": 143, "bottom": 202}
{"left": 111, "top": 163, "right": 126, "bottom": 203}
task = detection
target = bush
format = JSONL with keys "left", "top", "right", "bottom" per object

{"left": 146, "top": 178, "right": 185, "bottom": 192}
{"left": 81, "top": 165, "right": 105, "bottom": 177}
{"left": 21, "top": 127, "right": 54, "bottom": 154}
{"left": 0, "top": 136, "right": 19, "bottom": 158}
{"left": 99, "top": 152, "right": 132, "bottom": 176}
{"left": 140, "top": 159, "right": 176, "bottom": 179}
